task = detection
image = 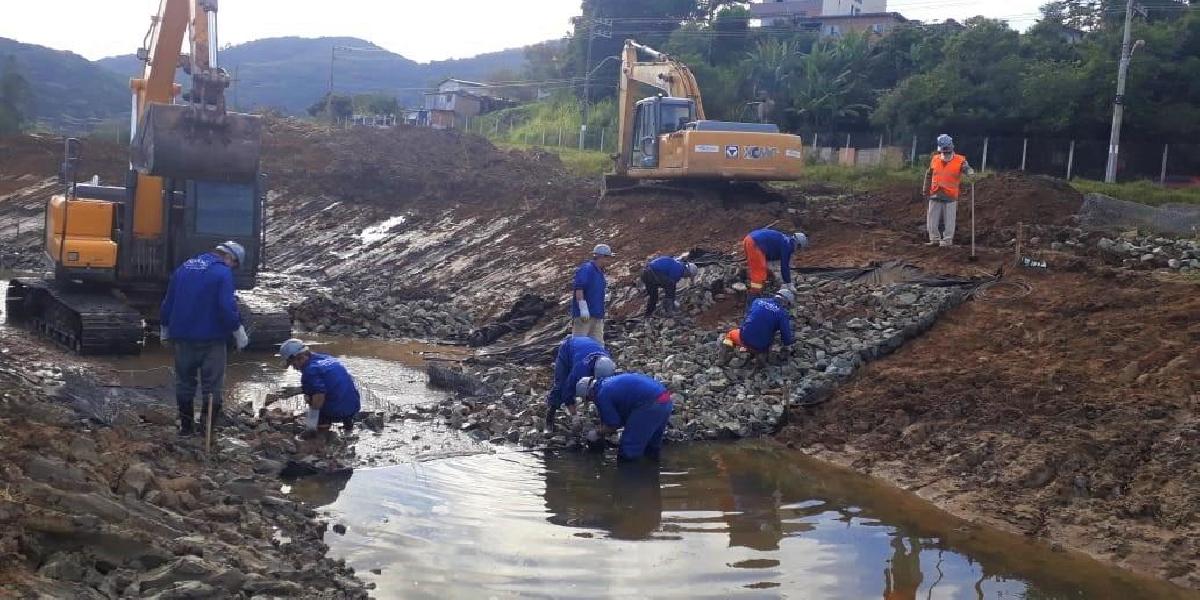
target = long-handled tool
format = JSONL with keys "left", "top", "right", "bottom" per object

{"left": 969, "top": 181, "right": 978, "bottom": 262}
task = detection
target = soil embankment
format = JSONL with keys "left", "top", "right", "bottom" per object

{"left": 0, "top": 123, "right": 1196, "bottom": 592}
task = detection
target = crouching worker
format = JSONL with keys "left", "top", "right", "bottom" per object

{"left": 278, "top": 339, "right": 361, "bottom": 438}
{"left": 718, "top": 288, "right": 794, "bottom": 368}
{"left": 641, "top": 256, "right": 699, "bottom": 317}
{"left": 546, "top": 335, "right": 617, "bottom": 429}
{"left": 577, "top": 373, "right": 673, "bottom": 462}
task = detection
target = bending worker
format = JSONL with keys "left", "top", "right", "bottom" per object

{"left": 160, "top": 241, "right": 250, "bottom": 436}
{"left": 743, "top": 228, "right": 808, "bottom": 298}
{"left": 571, "top": 243, "right": 614, "bottom": 342}
{"left": 545, "top": 334, "right": 617, "bottom": 429}
{"left": 926, "top": 134, "right": 974, "bottom": 247}
{"left": 577, "top": 372, "right": 673, "bottom": 462}
{"left": 641, "top": 256, "right": 698, "bottom": 317}
{"left": 278, "top": 339, "right": 362, "bottom": 437}
{"left": 718, "top": 288, "right": 795, "bottom": 368}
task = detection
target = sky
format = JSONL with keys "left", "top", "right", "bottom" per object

{"left": 0, "top": 0, "right": 1048, "bottom": 63}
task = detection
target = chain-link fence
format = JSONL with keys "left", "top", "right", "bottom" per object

{"left": 797, "top": 129, "right": 1200, "bottom": 184}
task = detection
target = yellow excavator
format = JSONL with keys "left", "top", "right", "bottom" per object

{"left": 604, "top": 40, "right": 805, "bottom": 198}
{"left": 6, "top": 0, "right": 290, "bottom": 354}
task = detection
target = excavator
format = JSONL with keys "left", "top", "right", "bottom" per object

{"left": 603, "top": 40, "right": 805, "bottom": 198}
{"left": 5, "top": 0, "right": 291, "bottom": 354}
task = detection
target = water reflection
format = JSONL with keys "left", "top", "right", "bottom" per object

{"left": 293, "top": 443, "right": 1191, "bottom": 600}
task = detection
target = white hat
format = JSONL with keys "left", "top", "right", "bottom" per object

{"left": 278, "top": 338, "right": 308, "bottom": 365}
{"left": 793, "top": 232, "right": 809, "bottom": 250}
{"left": 575, "top": 376, "right": 597, "bottom": 400}
{"left": 216, "top": 240, "right": 246, "bottom": 268}
{"left": 593, "top": 244, "right": 615, "bottom": 257}
{"left": 592, "top": 356, "right": 616, "bottom": 378}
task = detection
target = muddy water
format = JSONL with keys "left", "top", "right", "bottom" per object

{"left": 292, "top": 443, "right": 1190, "bottom": 600}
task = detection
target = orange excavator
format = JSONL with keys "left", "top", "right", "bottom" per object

{"left": 603, "top": 40, "right": 805, "bottom": 198}
{"left": 6, "top": 0, "right": 290, "bottom": 354}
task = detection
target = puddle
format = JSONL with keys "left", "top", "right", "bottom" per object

{"left": 291, "top": 443, "right": 1190, "bottom": 600}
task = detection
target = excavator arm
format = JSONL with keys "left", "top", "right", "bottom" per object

{"left": 614, "top": 40, "right": 706, "bottom": 176}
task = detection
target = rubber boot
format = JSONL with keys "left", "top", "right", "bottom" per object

{"left": 717, "top": 345, "right": 733, "bottom": 367}
{"left": 754, "top": 352, "right": 769, "bottom": 369}
{"left": 178, "top": 413, "right": 195, "bottom": 437}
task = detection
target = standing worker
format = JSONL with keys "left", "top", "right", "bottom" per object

{"left": 576, "top": 372, "right": 674, "bottom": 462}
{"left": 926, "top": 134, "right": 975, "bottom": 247}
{"left": 641, "top": 256, "right": 698, "bottom": 317}
{"left": 545, "top": 335, "right": 617, "bottom": 428}
{"left": 717, "top": 288, "right": 795, "bottom": 368}
{"left": 571, "top": 244, "right": 614, "bottom": 342}
{"left": 160, "top": 241, "right": 250, "bottom": 436}
{"left": 742, "top": 229, "right": 808, "bottom": 299}
{"left": 277, "top": 339, "right": 362, "bottom": 438}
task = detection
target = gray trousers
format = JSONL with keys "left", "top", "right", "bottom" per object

{"left": 174, "top": 340, "right": 227, "bottom": 415}
{"left": 927, "top": 198, "right": 958, "bottom": 242}
{"left": 571, "top": 318, "right": 605, "bottom": 343}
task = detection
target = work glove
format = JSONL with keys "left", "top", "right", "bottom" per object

{"left": 232, "top": 325, "right": 249, "bottom": 351}
{"left": 585, "top": 429, "right": 601, "bottom": 443}
{"left": 577, "top": 301, "right": 591, "bottom": 322}
{"left": 159, "top": 325, "right": 170, "bottom": 346}
{"left": 304, "top": 408, "right": 320, "bottom": 432}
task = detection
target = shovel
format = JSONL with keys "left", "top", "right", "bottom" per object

{"left": 969, "top": 181, "right": 978, "bottom": 262}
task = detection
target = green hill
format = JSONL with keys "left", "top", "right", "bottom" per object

{"left": 0, "top": 37, "right": 127, "bottom": 132}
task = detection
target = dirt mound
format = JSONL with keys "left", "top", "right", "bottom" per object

{"left": 264, "top": 119, "right": 592, "bottom": 209}
{"left": 850, "top": 172, "right": 1084, "bottom": 244}
{"left": 0, "top": 135, "right": 127, "bottom": 195}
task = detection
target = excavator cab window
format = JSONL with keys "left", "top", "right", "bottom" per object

{"left": 191, "top": 180, "right": 256, "bottom": 236}
{"left": 659, "top": 101, "right": 694, "bottom": 135}
{"left": 632, "top": 99, "right": 660, "bottom": 168}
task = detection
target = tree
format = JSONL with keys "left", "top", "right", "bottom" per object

{"left": 306, "top": 93, "right": 353, "bottom": 120}
{"left": 0, "top": 56, "right": 32, "bottom": 134}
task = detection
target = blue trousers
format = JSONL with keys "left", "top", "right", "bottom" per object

{"left": 174, "top": 340, "right": 227, "bottom": 416}
{"left": 619, "top": 400, "right": 673, "bottom": 461}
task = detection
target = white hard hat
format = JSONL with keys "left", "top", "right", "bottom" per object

{"left": 592, "top": 355, "right": 616, "bottom": 378}
{"left": 575, "top": 376, "right": 596, "bottom": 400}
{"left": 793, "top": 232, "right": 809, "bottom": 250}
{"left": 775, "top": 288, "right": 796, "bottom": 307}
{"left": 216, "top": 240, "right": 246, "bottom": 268}
{"left": 593, "top": 244, "right": 615, "bottom": 257}
{"left": 937, "top": 134, "right": 954, "bottom": 150}
{"left": 685, "top": 262, "right": 699, "bottom": 277}
{"left": 278, "top": 338, "right": 308, "bottom": 365}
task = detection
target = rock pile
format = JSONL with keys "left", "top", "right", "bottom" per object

{"left": 1094, "top": 233, "right": 1200, "bottom": 271}
{"left": 428, "top": 264, "right": 971, "bottom": 450}
{"left": 291, "top": 282, "right": 476, "bottom": 341}
{"left": 0, "top": 365, "right": 370, "bottom": 598}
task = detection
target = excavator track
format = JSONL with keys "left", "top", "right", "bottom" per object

{"left": 238, "top": 295, "right": 293, "bottom": 351}
{"left": 6, "top": 278, "right": 144, "bottom": 355}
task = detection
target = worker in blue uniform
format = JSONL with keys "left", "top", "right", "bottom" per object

{"left": 545, "top": 335, "right": 617, "bottom": 428}
{"left": 641, "top": 256, "right": 699, "bottom": 317}
{"left": 576, "top": 373, "right": 673, "bottom": 461}
{"left": 718, "top": 288, "right": 795, "bottom": 368}
{"left": 570, "top": 244, "right": 614, "bottom": 342}
{"left": 278, "top": 338, "right": 362, "bottom": 438}
{"left": 160, "top": 241, "right": 250, "bottom": 435}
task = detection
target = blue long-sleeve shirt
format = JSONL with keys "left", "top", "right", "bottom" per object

{"left": 546, "top": 335, "right": 609, "bottom": 411}
{"left": 160, "top": 252, "right": 242, "bottom": 342}
{"left": 300, "top": 353, "right": 362, "bottom": 419}
{"left": 570, "top": 259, "right": 607, "bottom": 319}
{"left": 749, "top": 229, "right": 796, "bottom": 283}
{"left": 594, "top": 373, "right": 668, "bottom": 428}
{"left": 646, "top": 256, "right": 687, "bottom": 283}
{"left": 739, "top": 297, "right": 794, "bottom": 353}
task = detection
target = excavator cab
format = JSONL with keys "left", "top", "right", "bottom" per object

{"left": 630, "top": 96, "right": 697, "bottom": 169}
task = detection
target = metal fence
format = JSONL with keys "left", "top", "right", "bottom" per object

{"left": 799, "top": 130, "right": 1200, "bottom": 184}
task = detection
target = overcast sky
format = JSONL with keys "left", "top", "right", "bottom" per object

{"left": 0, "top": 0, "right": 1047, "bottom": 63}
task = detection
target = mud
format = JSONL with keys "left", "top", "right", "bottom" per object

{"left": 1, "top": 124, "right": 1197, "bottom": 592}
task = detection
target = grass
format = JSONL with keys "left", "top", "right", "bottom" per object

{"left": 1069, "top": 178, "right": 1200, "bottom": 206}
{"left": 495, "top": 142, "right": 613, "bottom": 178}
{"left": 775, "top": 164, "right": 925, "bottom": 195}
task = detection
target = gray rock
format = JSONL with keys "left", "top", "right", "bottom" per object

{"left": 144, "top": 581, "right": 217, "bottom": 600}
{"left": 139, "top": 556, "right": 222, "bottom": 593}
{"left": 118, "top": 462, "right": 155, "bottom": 498}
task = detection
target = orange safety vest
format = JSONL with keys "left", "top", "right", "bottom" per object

{"left": 929, "top": 153, "right": 966, "bottom": 200}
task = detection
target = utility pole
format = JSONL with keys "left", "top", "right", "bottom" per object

{"left": 1104, "top": 0, "right": 1137, "bottom": 183}
{"left": 327, "top": 46, "right": 336, "bottom": 124}
{"left": 580, "top": 2, "right": 598, "bottom": 150}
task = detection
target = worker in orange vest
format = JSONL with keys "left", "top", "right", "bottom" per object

{"left": 926, "top": 134, "right": 974, "bottom": 247}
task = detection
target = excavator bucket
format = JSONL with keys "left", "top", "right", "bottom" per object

{"left": 131, "top": 103, "right": 262, "bottom": 183}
